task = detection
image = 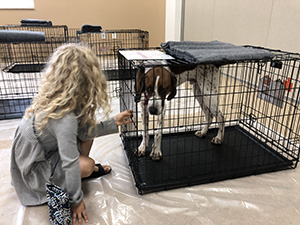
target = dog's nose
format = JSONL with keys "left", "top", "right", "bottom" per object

{"left": 148, "top": 106, "right": 158, "bottom": 115}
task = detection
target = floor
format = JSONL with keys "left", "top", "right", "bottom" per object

{"left": 1, "top": 112, "right": 300, "bottom": 225}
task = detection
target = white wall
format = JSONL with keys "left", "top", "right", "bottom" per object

{"left": 165, "top": 0, "right": 184, "bottom": 42}
{"left": 183, "top": 0, "right": 300, "bottom": 53}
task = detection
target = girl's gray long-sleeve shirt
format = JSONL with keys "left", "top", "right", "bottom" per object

{"left": 10, "top": 112, "right": 118, "bottom": 206}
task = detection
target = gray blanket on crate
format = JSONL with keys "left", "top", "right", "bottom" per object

{"left": 0, "top": 30, "right": 45, "bottom": 43}
{"left": 20, "top": 19, "right": 53, "bottom": 26}
{"left": 161, "top": 41, "right": 275, "bottom": 65}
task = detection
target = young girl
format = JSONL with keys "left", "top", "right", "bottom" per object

{"left": 10, "top": 43, "right": 132, "bottom": 224}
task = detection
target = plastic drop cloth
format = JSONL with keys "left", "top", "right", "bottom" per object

{"left": 1, "top": 101, "right": 300, "bottom": 225}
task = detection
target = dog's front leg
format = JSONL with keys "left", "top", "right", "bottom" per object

{"left": 138, "top": 101, "right": 149, "bottom": 156}
{"left": 150, "top": 107, "right": 165, "bottom": 160}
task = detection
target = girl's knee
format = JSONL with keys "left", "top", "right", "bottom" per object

{"left": 79, "top": 156, "right": 95, "bottom": 178}
{"left": 86, "top": 157, "right": 95, "bottom": 174}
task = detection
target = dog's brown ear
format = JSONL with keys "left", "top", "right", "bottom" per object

{"left": 134, "top": 67, "right": 145, "bottom": 102}
{"left": 167, "top": 74, "right": 177, "bottom": 101}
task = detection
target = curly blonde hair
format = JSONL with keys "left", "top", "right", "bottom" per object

{"left": 25, "top": 43, "right": 111, "bottom": 133}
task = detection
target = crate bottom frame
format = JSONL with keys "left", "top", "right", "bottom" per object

{"left": 0, "top": 98, "right": 32, "bottom": 120}
{"left": 122, "top": 125, "right": 293, "bottom": 195}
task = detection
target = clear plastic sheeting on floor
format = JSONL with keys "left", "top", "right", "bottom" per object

{"left": 1, "top": 117, "right": 300, "bottom": 225}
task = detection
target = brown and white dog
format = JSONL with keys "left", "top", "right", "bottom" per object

{"left": 135, "top": 64, "right": 225, "bottom": 160}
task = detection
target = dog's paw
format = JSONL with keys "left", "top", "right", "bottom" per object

{"left": 211, "top": 136, "right": 222, "bottom": 145}
{"left": 138, "top": 145, "right": 147, "bottom": 157}
{"left": 195, "top": 130, "right": 206, "bottom": 138}
{"left": 150, "top": 145, "right": 162, "bottom": 160}
{"left": 150, "top": 151, "right": 162, "bottom": 160}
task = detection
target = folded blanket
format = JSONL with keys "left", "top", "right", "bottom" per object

{"left": 161, "top": 41, "right": 275, "bottom": 65}
{"left": 0, "top": 30, "right": 45, "bottom": 43}
{"left": 81, "top": 24, "right": 102, "bottom": 33}
{"left": 21, "top": 19, "right": 52, "bottom": 26}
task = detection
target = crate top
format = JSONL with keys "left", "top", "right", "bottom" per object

{"left": 0, "top": 30, "right": 45, "bottom": 43}
{"left": 119, "top": 50, "right": 174, "bottom": 61}
{"left": 119, "top": 41, "right": 279, "bottom": 68}
{"left": 160, "top": 41, "right": 276, "bottom": 65}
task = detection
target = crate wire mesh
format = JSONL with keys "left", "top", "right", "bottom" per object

{"left": 0, "top": 30, "right": 67, "bottom": 119}
{"left": 0, "top": 27, "right": 149, "bottom": 119}
{"left": 67, "top": 28, "right": 81, "bottom": 42}
{"left": 77, "top": 29, "right": 149, "bottom": 96}
{"left": 0, "top": 23, "right": 71, "bottom": 119}
{"left": 118, "top": 47, "right": 300, "bottom": 194}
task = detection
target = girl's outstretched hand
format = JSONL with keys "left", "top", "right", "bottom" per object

{"left": 114, "top": 110, "right": 133, "bottom": 126}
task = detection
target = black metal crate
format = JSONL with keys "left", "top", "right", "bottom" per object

{"left": 0, "top": 30, "right": 64, "bottom": 120}
{"left": 78, "top": 29, "right": 149, "bottom": 97}
{"left": 0, "top": 27, "right": 150, "bottom": 119}
{"left": 118, "top": 47, "right": 300, "bottom": 194}
{"left": 67, "top": 28, "right": 81, "bottom": 42}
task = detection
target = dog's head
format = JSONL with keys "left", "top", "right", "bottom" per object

{"left": 135, "top": 67, "right": 177, "bottom": 115}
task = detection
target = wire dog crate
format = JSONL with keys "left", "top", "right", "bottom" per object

{"left": 118, "top": 44, "right": 300, "bottom": 194}
{"left": 0, "top": 25, "right": 149, "bottom": 119}
{"left": 0, "top": 30, "right": 65, "bottom": 120}
{"left": 77, "top": 28, "right": 149, "bottom": 96}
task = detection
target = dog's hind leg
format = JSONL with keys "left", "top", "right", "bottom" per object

{"left": 192, "top": 65, "right": 224, "bottom": 143}
{"left": 202, "top": 65, "right": 225, "bottom": 144}
{"left": 210, "top": 66, "right": 225, "bottom": 144}
{"left": 195, "top": 99, "right": 213, "bottom": 138}
{"left": 211, "top": 109, "right": 225, "bottom": 144}
{"left": 192, "top": 80, "right": 213, "bottom": 138}
{"left": 138, "top": 101, "right": 149, "bottom": 156}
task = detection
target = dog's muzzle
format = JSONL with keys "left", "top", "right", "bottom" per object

{"left": 135, "top": 93, "right": 150, "bottom": 107}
